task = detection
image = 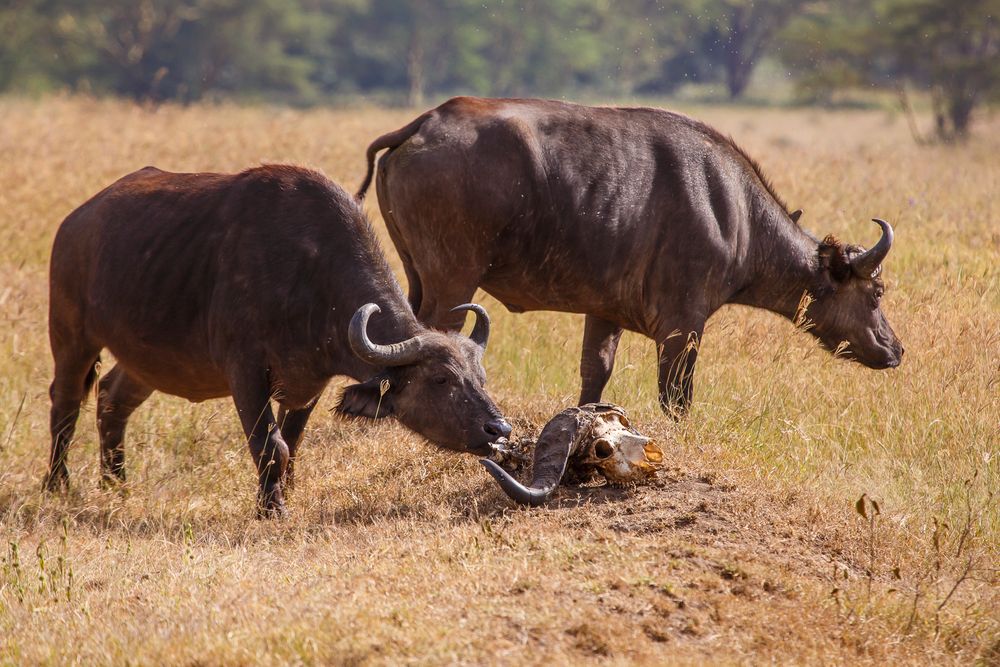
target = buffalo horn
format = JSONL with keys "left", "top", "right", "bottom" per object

{"left": 349, "top": 303, "right": 426, "bottom": 366}
{"left": 851, "top": 219, "right": 894, "bottom": 278}
{"left": 480, "top": 412, "right": 578, "bottom": 507}
{"left": 450, "top": 303, "right": 491, "bottom": 350}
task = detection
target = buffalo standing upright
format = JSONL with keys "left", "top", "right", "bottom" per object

{"left": 358, "top": 97, "right": 904, "bottom": 414}
{"left": 47, "top": 165, "right": 511, "bottom": 516}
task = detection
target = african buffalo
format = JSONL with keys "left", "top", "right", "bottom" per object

{"left": 46, "top": 165, "right": 511, "bottom": 516}
{"left": 357, "top": 97, "right": 903, "bottom": 414}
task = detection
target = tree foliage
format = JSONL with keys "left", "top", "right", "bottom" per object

{"left": 885, "top": 0, "right": 1000, "bottom": 138}
{"left": 700, "top": 0, "right": 813, "bottom": 98}
{"left": 783, "top": 0, "right": 1000, "bottom": 140}
{"left": 0, "top": 0, "right": 809, "bottom": 101}
{"left": 0, "top": 0, "right": 997, "bottom": 135}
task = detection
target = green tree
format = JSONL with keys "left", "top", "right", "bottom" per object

{"left": 783, "top": 0, "right": 1000, "bottom": 139}
{"left": 625, "top": 1, "right": 724, "bottom": 95}
{"left": 0, "top": 0, "right": 346, "bottom": 102}
{"left": 0, "top": 0, "right": 103, "bottom": 93}
{"left": 336, "top": 0, "right": 486, "bottom": 104}
{"left": 779, "top": 0, "right": 881, "bottom": 102}
{"left": 452, "top": 0, "right": 610, "bottom": 98}
{"left": 585, "top": 0, "right": 681, "bottom": 96}
{"left": 0, "top": 1, "right": 51, "bottom": 91}
{"left": 886, "top": 0, "right": 1000, "bottom": 139}
{"left": 707, "top": 0, "right": 814, "bottom": 98}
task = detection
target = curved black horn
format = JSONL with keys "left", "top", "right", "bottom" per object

{"left": 450, "top": 303, "right": 491, "bottom": 350}
{"left": 349, "top": 304, "right": 425, "bottom": 366}
{"left": 480, "top": 459, "right": 562, "bottom": 507}
{"left": 480, "top": 411, "right": 578, "bottom": 507}
{"left": 851, "top": 219, "right": 894, "bottom": 278}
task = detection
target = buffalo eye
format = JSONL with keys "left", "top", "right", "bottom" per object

{"left": 433, "top": 375, "right": 449, "bottom": 385}
{"left": 872, "top": 287, "right": 884, "bottom": 309}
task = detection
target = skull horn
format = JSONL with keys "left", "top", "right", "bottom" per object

{"left": 851, "top": 219, "right": 894, "bottom": 278}
{"left": 480, "top": 412, "right": 578, "bottom": 507}
{"left": 349, "top": 303, "right": 426, "bottom": 366}
{"left": 450, "top": 303, "right": 491, "bottom": 351}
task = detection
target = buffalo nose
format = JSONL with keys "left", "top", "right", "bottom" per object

{"left": 484, "top": 418, "right": 512, "bottom": 439}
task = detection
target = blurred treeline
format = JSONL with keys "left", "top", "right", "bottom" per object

{"left": 2, "top": 0, "right": 998, "bottom": 138}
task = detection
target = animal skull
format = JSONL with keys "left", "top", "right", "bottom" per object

{"left": 571, "top": 407, "right": 663, "bottom": 485}
{"left": 481, "top": 403, "right": 666, "bottom": 506}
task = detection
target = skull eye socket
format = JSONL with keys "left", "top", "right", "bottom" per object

{"left": 600, "top": 412, "right": 629, "bottom": 427}
{"left": 594, "top": 439, "right": 614, "bottom": 459}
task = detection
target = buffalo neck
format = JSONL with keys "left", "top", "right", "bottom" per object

{"left": 324, "top": 283, "right": 423, "bottom": 382}
{"left": 729, "top": 195, "right": 819, "bottom": 320}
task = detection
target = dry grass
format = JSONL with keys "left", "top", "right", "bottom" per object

{"left": 0, "top": 96, "right": 997, "bottom": 665}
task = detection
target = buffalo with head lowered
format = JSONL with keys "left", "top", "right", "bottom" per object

{"left": 46, "top": 165, "right": 511, "bottom": 516}
{"left": 358, "top": 97, "right": 904, "bottom": 415}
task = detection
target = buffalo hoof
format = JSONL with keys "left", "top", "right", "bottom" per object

{"left": 256, "top": 489, "right": 288, "bottom": 520}
{"left": 257, "top": 503, "right": 288, "bottom": 520}
{"left": 658, "top": 397, "right": 691, "bottom": 421}
{"left": 99, "top": 475, "right": 130, "bottom": 498}
{"left": 43, "top": 471, "right": 69, "bottom": 493}
{"left": 99, "top": 470, "right": 126, "bottom": 489}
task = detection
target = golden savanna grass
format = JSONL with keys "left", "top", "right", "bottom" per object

{"left": 0, "top": 96, "right": 997, "bottom": 665}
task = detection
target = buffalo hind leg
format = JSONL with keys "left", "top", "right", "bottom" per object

{"left": 230, "top": 366, "right": 289, "bottom": 518}
{"left": 417, "top": 277, "right": 482, "bottom": 331}
{"left": 380, "top": 173, "right": 422, "bottom": 315}
{"left": 399, "top": 251, "right": 424, "bottom": 316}
{"left": 46, "top": 349, "right": 101, "bottom": 491}
{"left": 656, "top": 324, "right": 705, "bottom": 419}
{"left": 276, "top": 401, "right": 318, "bottom": 490}
{"left": 579, "top": 315, "right": 624, "bottom": 405}
{"left": 96, "top": 365, "right": 153, "bottom": 487}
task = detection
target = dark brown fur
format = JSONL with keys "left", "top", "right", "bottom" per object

{"left": 46, "top": 165, "right": 509, "bottom": 516}
{"left": 358, "top": 97, "right": 903, "bottom": 413}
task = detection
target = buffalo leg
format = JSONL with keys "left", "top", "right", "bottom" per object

{"left": 46, "top": 346, "right": 101, "bottom": 491}
{"left": 397, "top": 249, "right": 424, "bottom": 316}
{"left": 418, "top": 283, "right": 480, "bottom": 331}
{"left": 656, "top": 325, "right": 704, "bottom": 418}
{"left": 275, "top": 402, "right": 317, "bottom": 489}
{"left": 230, "top": 368, "right": 289, "bottom": 518}
{"left": 380, "top": 175, "right": 422, "bottom": 314}
{"left": 96, "top": 365, "right": 153, "bottom": 486}
{"left": 579, "top": 315, "right": 624, "bottom": 405}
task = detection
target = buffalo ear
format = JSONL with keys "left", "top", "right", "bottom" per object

{"left": 789, "top": 209, "right": 803, "bottom": 223}
{"left": 818, "top": 235, "right": 852, "bottom": 283}
{"left": 335, "top": 376, "right": 394, "bottom": 419}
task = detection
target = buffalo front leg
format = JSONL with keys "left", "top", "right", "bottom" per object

{"left": 578, "top": 315, "right": 624, "bottom": 405}
{"left": 96, "top": 365, "right": 153, "bottom": 486}
{"left": 230, "top": 368, "right": 290, "bottom": 518}
{"left": 275, "top": 401, "right": 318, "bottom": 489}
{"left": 656, "top": 324, "right": 705, "bottom": 418}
